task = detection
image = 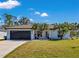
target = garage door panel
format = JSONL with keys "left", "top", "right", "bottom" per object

{"left": 10, "top": 31, "right": 31, "bottom": 40}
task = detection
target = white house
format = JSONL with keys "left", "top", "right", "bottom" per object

{"left": 6, "top": 24, "right": 72, "bottom": 40}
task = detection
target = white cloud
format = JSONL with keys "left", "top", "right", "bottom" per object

{"left": 41, "top": 13, "right": 48, "bottom": 17}
{"left": 34, "top": 11, "right": 48, "bottom": 17}
{"left": 35, "top": 11, "right": 41, "bottom": 15}
{"left": 30, "top": 19, "right": 33, "bottom": 21}
{"left": 0, "top": 0, "right": 20, "bottom": 9}
{"left": 28, "top": 8, "right": 49, "bottom": 17}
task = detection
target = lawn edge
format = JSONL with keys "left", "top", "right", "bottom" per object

{"left": 4, "top": 41, "right": 31, "bottom": 58}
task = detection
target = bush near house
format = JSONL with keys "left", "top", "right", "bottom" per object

{"left": 70, "top": 30, "right": 78, "bottom": 40}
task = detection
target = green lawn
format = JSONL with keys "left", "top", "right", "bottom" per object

{"left": 5, "top": 39, "right": 79, "bottom": 58}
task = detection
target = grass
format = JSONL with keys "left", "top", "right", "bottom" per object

{"left": 5, "top": 39, "right": 79, "bottom": 58}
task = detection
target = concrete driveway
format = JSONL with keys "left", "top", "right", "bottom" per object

{"left": 0, "top": 40, "right": 26, "bottom": 58}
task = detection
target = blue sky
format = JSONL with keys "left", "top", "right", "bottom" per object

{"left": 0, "top": 0, "right": 79, "bottom": 24}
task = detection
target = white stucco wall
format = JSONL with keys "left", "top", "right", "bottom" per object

{"left": 31, "top": 30, "right": 34, "bottom": 40}
{"left": 49, "top": 30, "right": 58, "bottom": 39}
{"left": 7, "top": 29, "right": 34, "bottom": 40}
{"left": 49, "top": 30, "right": 71, "bottom": 39}
{"left": 42, "top": 31, "right": 46, "bottom": 39}
{"left": 7, "top": 29, "right": 10, "bottom": 40}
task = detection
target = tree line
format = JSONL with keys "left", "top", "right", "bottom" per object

{"left": 0, "top": 13, "right": 79, "bottom": 39}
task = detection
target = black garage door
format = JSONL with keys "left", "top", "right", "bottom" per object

{"left": 10, "top": 31, "right": 31, "bottom": 40}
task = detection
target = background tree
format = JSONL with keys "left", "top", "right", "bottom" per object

{"left": 18, "top": 17, "right": 31, "bottom": 25}
{"left": 4, "top": 14, "right": 13, "bottom": 27}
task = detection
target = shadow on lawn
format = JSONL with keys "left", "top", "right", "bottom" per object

{"left": 72, "top": 46, "right": 79, "bottom": 49}
{"left": 48, "top": 39, "right": 62, "bottom": 41}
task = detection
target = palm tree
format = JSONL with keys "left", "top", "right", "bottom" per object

{"left": 32, "top": 23, "right": 39, "bottom": 39}
{"left": 32, "top": 23, "right": 39, "bottom": 31}
{"left": 38, "top": 23, "right": 49, "bottom": 39}
{"left": 57, "top": 22, "right": 69, "bottom": 39}
{"left": 58, "top": 29, "right": 64, "bottom": 39}
{"left": 42, "top": 23, "right": 48, "bottom": 30}
{"left": 32, "top": 23, "right": 48, "bottom": 39}
{"left": 4, "top": 14, "right": 13, "bottom": 27}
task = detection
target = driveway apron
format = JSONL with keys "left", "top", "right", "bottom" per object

{"left": 0, "top": 40, "right": 26, "bottom": 58}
